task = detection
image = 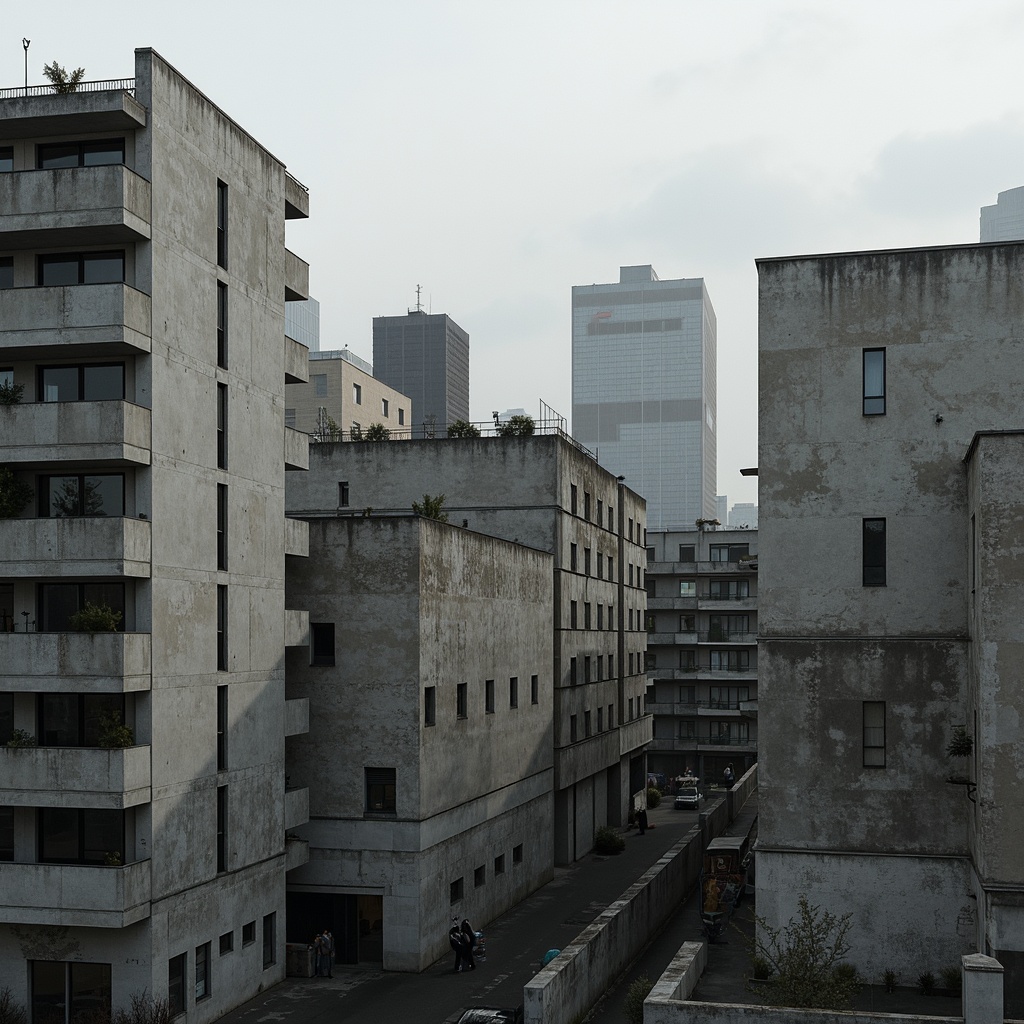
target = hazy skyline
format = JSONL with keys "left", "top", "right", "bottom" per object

{"left": 11, "top": 0, "right": 1024, "bottom": 509}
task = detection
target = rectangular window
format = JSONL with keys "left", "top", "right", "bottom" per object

{"left": 513, "top": 843, "right": 523, "bottom": 864}
{"left": 494, "top": 854, "right": 505, "bottom": 875}
{"left": 217, "top": 281, "right": 228, "bottom": 369}
{"left": 0, "top": 147, "right": 12, "bottom": 172}
{"left": 570, "top": 484, "right": 578, "bottom": 515}
{"left": 709, "top": 543, "right": 749, "bottom": 563}
{"left": 570, "top": 543, "right": 578, "bottom": 572}
{"left": 457, "top": 683, "right": 467, "bottom": 719}
{"left": 38, "top": 582, "right": 125, "bottom": 633}
{"left": 382, "top": 398, "right": 389, "bottom": 417}
{"left": 485, "top": 679, "right": 495, "bottom": 714}
{"left": 216, "top": 685, "right": 228, "bottom": 771}
{"left": 679, "top": 544, "right": 696, "bottom": 562}
{"left": 262, "top": 913, "right": 276, "bottom": 969}
{"left": 629, "top": 653, "right": 634, "bottom": 675}
{"left": 584, "top": 603, "right": 591, "bottom": 629}
{"left": 597, "top": 655, "right": 604, "bottom": 680}
{"left": 217, "top": 483, "right": 227, "bottom": 570}
{"left": 424, "top": 686, "right": 436, "bottom": 726}
{"left": 40, "top": 473, "right": 124, "bottom": 517}
{"left": 607, "top": 606, "right": 613, "bottom": 631}
{"left": 597, "top": 605, "right": 604, "bottom": 630}
{"left": 597, "top": 552, "right": 604, "bottom": 579}
{"left": 570, "top": 714, "right": 578, "bottom": 742}
{"left": 40, "top": 363, "right": 124, "bottom": 402}
{"left": 509, "top": 676, "right": 518, "bottom": 708}
{"left": 531, "top": 674, "right": 538, "bottom": 704}
{"left": 242, "top": 922, "right": 256, "bottom": 945}
{"left": 217, "top": 383, "right": 228, "bottom": 469}
{"left": 584, "top": 548, "right": 591, "bottom": 575}
{"left": 339, "top": 481, "right": 350, "bottom": 507}
{"left": 607, "top": 557, "right": 614, "bottom": 581}
{"left": 217, "top": 180, "right": 228, "bottom": 269}
{"left": 570, "top": 657, "right": 577, "bottom": 686}
{"left": 217, "top": 585, "right": 228, "bottom": 671}
{"left": 219, "top": 932, "right": 233, "bottom": 956}
{"left": 38, "top": 138, "right": 124, "bottom": 168}
{"left": 353, "top": 383, "right": 362, "bottom": 405}
{"left": 38, "top": 251, "right": 125, "bottom": 287}
{"left": 0, "top": 806, "right": 12, "bottom": 860}
{"left": 597, "top": 706, "right": 604, "bottom": 732}
{"left": 863, "top": 518, "right": 886, "bottom": 586}
{"left": 608, "top": 704, "right": 614, "bottom": 728}
{"left": 708, "top": 579, "right": 749, "bottom": 600}
{"left": 628, "top": 518, "right": 634, "bottom": 541}
{"left": 710, "top": 649, "right": 751, "bottom": 672}
{"left": 863, "top": 701, "right": 886, "bottom": 767}
{"left": 450, "top": 877, "right": 464, "bottom": 904}
{"left": 680, "top": 614, "right": 696, "bottom": 632}
{"left": 583, "top": 656, "right": 592, "bottom": 684}
{"left": 365, "top": 767, "right": 396, "bottom": 814}
{"left": 312, "top": 373, "right": 327, "bottom": 397}
{"left": 195, "top": 942, "right": 210, "bottom": 1001}
{"left": 597, "top": 498, "right": 603, "bottom": 524}
{"left": 628, "top": 697, "right": 634, "bottom": 720}
{"left": 863, "top": 348, "right": 885, "bottom": 415}
{"left": 310, "top": 622, "right": 335, "bottom": 666}
{"left": 570, "top": 601, "right": 578, "bottom": 629}
{"left": 398, "top": 408, "right": 405, "bottom": 426}
{"left": 0, "top": 258, "right": 12, "bottom": 288}
{"left": 216, "top": 785, "right": 227, "bottom": 872}
{"left": 608, "top": 506, "right": 614, "bottom": 529}
{"left": 474, "top": 864, "right": 485, "bottom": 887}
{"left": 39, "top": 809, "right": 123, "bottom": 865}
{"left": 629, "top": 564, "right": 634, "bottom": 587}
{"left": 167, "top": 955, "right": 186, "bottom": 1017}
{"left": 584, "top": 492, "right": 591, "bottom": 521}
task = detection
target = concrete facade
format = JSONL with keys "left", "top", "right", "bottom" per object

{"left": 757, "top": 242, "right": 1024, "bottom": 1009}
{"left": 0, "top": 50, "right": 310, "bottom": 1023}
{"left": 285, "top": 434, "right": 652, "bottom": 866}
{"left": 285, "top": 348, "right": 411, "bottom": 438}
{"left": 980, "top": 185, "right": 1024, "bottom": 242}
{"left": 571, "top": 265, "right": 718, "bottom": 530}
{"left": 645, "top": 528, "right": 758, "bottom": 784}
{"left": 284, "top": 517, "right": 554, "bottom": 971}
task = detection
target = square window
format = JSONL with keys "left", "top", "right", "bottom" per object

{"left": 513, "top": 844, "right": 523, "bottom": 864}
{"left": 863, "top": 348, "right": 885, "bottom": 415}
{"left": 450, "top": 877, "right": 464, "bottom": 904}
{"left": 365, "top": 767, "right": 396, "bottom": 814}
{"left": 474, "top": 864, "right": 485, "bottom": 887}
{"left": 863, "top": 518, "right": 886, "bottom": 586}
{"left": 424, "top": 686, "right": 436, "bottom": 726}
{"left": 242, "top": 921, "right": 256, "bottom": 946}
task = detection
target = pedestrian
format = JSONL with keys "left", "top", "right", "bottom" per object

{"left": 460, "top": 919, "right": 477, "bottom": 969}
{"left": 319, "top": 929, "right": 334, "bottom": 978}
{"left": 638, "top": 806, "right": 648, "bottom": 835}
{"left": 723, "top": 764, "right": 735, "bottom": 788}
{"left": 449, "top": 925, "right": 466, "bottom": 973}
{"left": 312, "top": 932, "right": 323, "bottom": 977}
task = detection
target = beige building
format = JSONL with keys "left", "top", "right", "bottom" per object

{"left": 0, "top": 50, "right": 311, "bottom": 1023}
{"left": 285, "top": 347, "right": 411, "bottom": 439}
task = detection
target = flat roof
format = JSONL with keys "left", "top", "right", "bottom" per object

{"left": 755, "top": 239, "right": 1024, "bottom": 266}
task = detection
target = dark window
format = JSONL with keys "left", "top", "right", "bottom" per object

{"left": 710, "top": 649, "right": 751, "bottom": 672}
{"left": 509, "top": 676, "right": 518, "bottom": 709}
{"left": 864, "top": 701, "right": 886, "bottom": 767}
{"left": 584, "top": 548, "right": 591, "bottom": 575}
{"left": 217, "top": 383, "right": 228, "bottom": 469}
{"left": 597, "top": 552, "right": 604, "bottom": 579}
{"left": 32, "top": 962, "right": 112, "bottom": 1024}
{"left": 457, "top": 683, "right": 467, "bottom": 719}
{"left": 584, "top": 656, "right": 591, "bottom": 684}
{"left": 863, "top": 518, "right": 886, "bottom": 586}
{"left": 485, "top": 679, "right": 495, "bottom": 714}
{"left": 38, "top": 138, "right": 124, "bottom": 168}
{"left": 39, "top": 363, "right": 124, "bottom": 402}
{"left": 217, "top": 585, "right": 228, "bottom": 671}
{"left": 39, "top": 474, "right": 124, "bottom": 518}
{"left": 262, "top": 913, "right": 276, "bottom": 969}
{"left": 398, "top": 408, "right": 405, "bottom": 426}
{"left": 585, "top": 710, "right": 591, "bottom": 736}
{"left": 0, "top": 257, "right": 12, "bottom": 288}
{"left": 709, "top": 543, "right": 749, "bottom": 562}
{"left": 38, "top": 251, "right": 125, "bottom": 287}
{"left": 450, "top": 877, "right": 464, "bottom": 904}
{"left": 339, "top": 481, "right": 350, "bottom": 507}
{"left": 217, "top": 180, "right": 228, "bottom": 269}
{"left": 570, "top": 484, "right": 577, "bottom": 515}
{"left": 38, "top": 692, "right": 123, "bottom": 747}
{"left": 570, "top": 714, "right": 578, "bottom": 742}
{"left": 217, "top": 282, "right": 228, "bottom": 369}
{"left": 584, "top": 603, "right": 591, "bottom": 629}
{"left": 365, "top": 767, "right": 396, "bottom": 814}
{"left": 1, "top": 806, "right": 14, "bottom": 860}
{"left": 217, "top": 686, "right": 228, "bottom": 771}
{"left": 310, "top": 623, "right": 335, "bottom": 666}
{"left": 474, "top": 864, "right": 485, "bottom": 887}
{"left": 216, "top": 785, "right": 227, "bottom": 873}
{"left": 584, "top": 492, "right": 591, "bottom": 521}
{"left": 608, "top": 506, "right": 614, "bottom": 529}
{"left": 863, "top": 348, "right": 886, "bottom": 415}
{"left": 352, "top": 382, "right": 362, "bottom": 405}
{"left": 678, "top": 544, "right": 695, "bottom": 562}
{"left": 195, "top": 942, "right": 210, "bottom": 1001}
{"left": 38, "top": 582, "right": 125, "bottom": 632}
{"left": 597, "top": 655, "right": 604, "bottom": 680}
{"left": 597, "top": 498, "right": 603, "bottom": 524}
{"left": 0, "top": 147, "right": 11, "bottom": 172}
{"left": 242, "top": 922, "right": 256, "bottom": 946}
{"left": 494, "top": 854, "right": 505, "bottom": 875}
{"left": 598, "top": 706, "right": 604, "bottom": 731}
{"left": 570, "top": 657, "right": 577, "bottom": 686}
{"left": 382, "top": 398, "right": 389, "bottom": 418}
{"left": 608, "top": 703, "right": 614, "bottom": 728}
{"left": 513, "top": 843, "right": 523, "bottom": 864}
{"left": 217, "top": 484, "right": 228, "bottom": 570}
{"left": 531, "top": 675, "right": 538, "bottom": 705}
{"left": 219, "top": 932, "right": 233, "bottom": 956}
{"left": 424, "top": 686, "right": 436, "bottom": 726}
{"left": 39, "top": 807, "right": 123, "bottom": 865}
{"left": 570, "top": 601, "right": 578, "bottom": 629}
{"left": 628, "top": 518, "right": 634, "bottom": 540}
{"left": 707, "top": 579, "right": 747, "bottom": 599}
{"left": 570, "top": 543, "right": 578, "bottom": 572}
{"left": 607, "top": 556, "right": 614, "bottom": 581}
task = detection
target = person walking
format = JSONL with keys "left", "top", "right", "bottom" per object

{"left": 449, "top": 925, "right": 467, "bottom": 973}
{"left": 460, "top": 920, "right": 477, "bottom": 970}
{"left": 319, "top": 929, "right": 334, "bottom": 978}
{"left": 312, "top": 932, "right": 323, "bottom": 977}
{"left": 637, "top": 806, "right": 648, "bottom": 835}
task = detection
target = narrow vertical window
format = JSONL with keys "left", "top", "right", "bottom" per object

{"left": 570, "top": 657, "right": 577, "bottom": 685}
{"left": 310, "top": 623, "right": 335, "bottom": 666}
{"left": 195, "top": 943, "right": 211, "bottom": 1001}
{"left": 217, "top": 383, "right": 228, "bottom": 469}
{"left": 168, "top": 954, "right": 186, "bottom": 1017}
{"left": 570, "top": 484, "right": 577, "bottom": 515}
{"left": 457, "top": 683, "right": 467, "bottom": 719}
{"left": 570, "top": 543, "right": 578, "bottom": 572}
{"left": 216, "top": 483, "right": 227, "bottom": 571}
{"left": 485, "top": 679, "right": 495, "bottom": 714}
{"left": 863, "top": 702, "right": 886, "bottom": 767}
{"left": 509, "top": 676, "right": 518, "bottom": 708}
{"left": 863, "top": 518, "right": 886, "bottom": 586}
{"left": 216, "top": 685, "right": 228, "bottom": 771}
{"left": 531, "top": 675, "right": 539, "bottom": 705}
{"left": 262, "top": 912, "right": 276, "bottom": 968}
{"left": 217, "top": 180, "right": 228, "bottom": 269}
{"left": 570, "top": 714, "right": 578, "bottom": 742}
{"left": 424, "top": 686, "right": 436, "bottom": 726}
{"left": 217, "top": 281, "right": 228, "bottom": 369}
{"left": 584, "top": 492, "right": 591, "bottom": 521}
{"left": 339, "top": 481, "right": 350, "bottom": 507}
{"left": 353, "top": 383, "right": 362, "bottom": 405}
{"left": 584, "top": 656, "right": 591, "bottom": 683}
{"left": 570, "top": 601, "right": 578, "bottom": 629}
{"left": 217, "top": 585, "right": 228, "bottom": 671}
{"left": 584, "top": 548, "right": 591, "bottom": 576}
{"left": 863, "top": 348, "right": 885, "bottom": 415}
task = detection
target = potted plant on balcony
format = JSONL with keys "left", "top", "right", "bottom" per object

{"left": 6, "top": 729, "right": 36, "bottom": 748}
{"left": 98, "top": 708, "right": 134, "bottom": 748}
{"left": 41, "top": 61, "right": 85, "bottom": 94}
{"left": 0, "top": 380, "right": 24, "bottom": 405}
{"left": 69, "top": 602, "right": 122, "bottom": 632}
{"left": 0, "top": 466, "right": 32, "bottom": 519}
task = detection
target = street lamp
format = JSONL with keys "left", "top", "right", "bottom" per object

{"left": 22, "top": 39, "right": 30, "bottom": 96}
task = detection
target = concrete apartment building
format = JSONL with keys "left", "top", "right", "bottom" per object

{"left": 372, "top": 310, "right": 469, "bottom": 437}
{"left": 0, "top": 50, "right": 311, "bottom": 1023}
{"left": 284, "top": 516, "right": 554, "bottom": 970}
{"left": 572, "top": 265, "right": 717, "bottom": 530}
{"left": 980, "top": 185, "right": 1024, "bottom": 242}
{"left": 645, "top": 529, "right": 758, "bottom": 785}
{"left": 285, "top": 348, "right": 411, "bottom": 438}
{"left": 285, "top": 434, "right": 652, "bottom": 866}
{"left": 757, "top": 241, "right": 1024, "bottom": 1011}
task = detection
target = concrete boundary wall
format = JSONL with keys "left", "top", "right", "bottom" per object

{"left": 643, "top": 998, "right": 962, "bottom": 1024}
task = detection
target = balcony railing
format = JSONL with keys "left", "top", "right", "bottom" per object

{"left": 1, "top": 744, "right": 151, "bottom": 806}
{"left": 0, "top": 79, "right": 135, "bottom": 99}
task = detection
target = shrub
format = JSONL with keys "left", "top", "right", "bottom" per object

{"left": 447, "top": 419, "right": 481, "bottom": 438}
{"left": 69, "top": 602, "right": 122, "bottom": 632}
{"left": 946, "top": 725, "right": 973, "bottom": 758}
{"left": 98, "top": 709, "right": 134, "bottom": 749}
{"left": 918, "top": 971, "right": 936, "bottom": 996}
{"left": 111, "top": 992, "right": 171, "bottom": 1024}
{"left": 940, "top": 965, "right": 962, "bottom": 994}
{"left": 646, "top": 786, "right": 661, "bottom": 808}
{"left": 883, "top": 968, "right": 898, "bottom": 992}
{"left": 411, "top": 494, "right": 448, "bottom": 523}
{"left": 0, "top": 381, "right": 24, "bottom": 405}
{"left": 496, "top": 414, "right": 535, "bottom": 437}
{"left": 42, "top": 61, "right": 86, "bottom": 94}
{"left": 6, "top": 729, "right": 36, "bottom": 749}
{"left": 0, "top": 466, "right": 32, "bottom": 519}
{"left": 364, "top": 422, "right": 391, "bottom": 441}
{"left": 0, "top": 988, "right": 28, "bottom": 1024}
{"left": 624, "top": 974, "right": 653, "bottom": 1024}
{"left": 751, "top": 957, "right": 775, "bottom": 981}
{"left": 593, "top": 825, "right": 624, "bottom": 855}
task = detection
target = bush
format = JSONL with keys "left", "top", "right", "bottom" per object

{"left": 646, "top": 787, "right": 661, "bottom": 808}
{"left": 411, "top": 494, "right": 448, "bottom": 523}
{"left": 0, "top": 381, "right": 24, "bottom": 405}
{"left": 363, "top": 422, "right": 391, "bottom": 441}
{"left": 69, "top": 602, "right": 122, "bottom": 632}
{"left": 917, "top": 971, "right": 936, "bottom": 996}
{"left": 496, "top": 414, "right": 535, "bottom": 437}
{"left": 593, "top": 825, "right": 624, "bottom": 855}
{"left": 624, "top": 974, "right": 653, "bottom": 1024}
{"left": 98, "top": 709, "right": 134, "bottom": 748}
{"left": 112, "top": 992, "right": 171, "bottom": 1024}
{"left": 42, "top": 61, "right": 86, "bottom": 94}
{"left": 0, "top": 988, "right": 28, "bottom": 1024}
{"left": 939, "top": 965, "right": 961, "bottom": 994}
{"left": 751, "top": 956, "right": 775, "bottom": 981}
{"left": 6, "top": 729, "right": 36, "bottom": 749}
{"left": 447, "top": 420, "right": 481, "bottom": 438}
{"left": 883, "top": 968, "right": 899, "bottom": 992}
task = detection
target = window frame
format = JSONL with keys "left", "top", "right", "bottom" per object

{"left": 217, "top": 180, "right": 228, "bottom": 270}
{"left": 37, "top": 251, "right": 125, "bottom": 287}
{"left": 37, "top": 138, "right": 125, "bottom": 169}
{"left": 863, "top": 701, "right": 886, "bottom": 767}
{"left": 262, "top": 912, "right": 276, "bottom": 969}
{"left": 38, "top": 362, "right": 125, "bottom": 403}
{"left": 365, "top": 767, "right": 397, "bottom": 815}
{"left": 424, "top": 686, "right": 436, "bottom": 726}
{"left": 38, "top": 472, "right": 125, "bottom": 518}
{"left": 195, "top": 942, "right": 211, "bottom": 1002}
{"left": 310, "top": 622, "right": 335, "bottom": 666}
{"left": 863, "top": 348, "right": 886, "bottom": 415}
{"left": 863, "top": 517, "right": 887, "bottom": 586}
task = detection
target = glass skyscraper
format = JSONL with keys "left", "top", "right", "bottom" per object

{"left": 572, "top": 265, "right": 717, "bottom": 530}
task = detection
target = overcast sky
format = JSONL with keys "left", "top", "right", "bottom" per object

{"left": 11, "top": 1, "right": 1024, "bottom": 509}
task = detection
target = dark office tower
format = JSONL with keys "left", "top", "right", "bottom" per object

{"left": 372, "top": 310, "right": 469, "bottom": 436}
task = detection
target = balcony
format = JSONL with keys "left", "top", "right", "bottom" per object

{"left": 284, "top": 426, "right": 308, "bottom": 471}
{"left": 284, "top": 608, "right": 309, "bottom": 648}
{"left": 697, "top": 631, "right": 757, "bottom": 645}
{"left": 0, "top": 165, "right": 151, "bottom": 249}
{"left": 697, "top": 594, "right": 756, "bottom": 611}
{"left": 0, "top": 631, "right": 150, "bottom": 691}
{"left": 0, "top": 858, "right": 150, "bottom": 928}
{"left": 648, "top": 597, "right": 698, "bottom": 612}
{"left": 284, "top": 786, "right": 309, "bottom": 831}
{"left": 0, "top": 400, "right": 151, "bottom": 465}
{"left": 284, "top": 249, "right": 309, "bottom": 302}
{"left": 0, "top": 516, "right": 151, "bottom": 576}
{"left": 285, "top": 697, "right": 309, "bottom": 737}
{"left": 284, "top": 517, "right": 309, "bottom": 557}
{"left": 0, "top": 744, "right": 150, "bottom": 807}
{"left": 285, "top": 173, "right": 310, "bottom": 221}
{"left": 0, "top": 283, "right": 151, "bottom": 358}
{"left": 284, "top": 335, "right": 309, "bottom": 384}
{"left": 285, "top": 835, "right": 309, "bottom": 871}
{"left": 0, "top": 83, "right": 146, "bottom": 138}
{"left": 647, "top": 631, "right": 698, "bottom": 646}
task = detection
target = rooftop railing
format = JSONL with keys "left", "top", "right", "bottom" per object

{"left": 0, "top": 78, "right": 135, "bottom": 100}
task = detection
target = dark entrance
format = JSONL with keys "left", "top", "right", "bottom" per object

{"left": 287, "top": 892, "right": 383, "bottom": 966}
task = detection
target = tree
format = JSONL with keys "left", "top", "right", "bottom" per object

{"left": 42, "top": 61, "right": 86, "bottom": 94}
{"left": 497, "top": 414, "right": 535, "bottom": 437}
{"left": 754, "top": 895, "right": 857, "bottom": 1009}
{"left": 0, "top": 467, "right": 32, "bottom": 519}
{"left": 411, "top": 493, "right": 448, "bottom": 523}
{"left": 364, "top": 422, "right": 391, "bottom": 441}
{"left": 0, "top": 987, "right": 27, "bottom": 1024}
{"left": 447, "top": 419, "right": 481, "bottom": 438}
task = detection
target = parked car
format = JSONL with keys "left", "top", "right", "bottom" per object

{"left": 675, "top": 785, "right": 703, "bottom": 809}
{"left": 445, "top": 1008, "right": 523, "bottom": 1024}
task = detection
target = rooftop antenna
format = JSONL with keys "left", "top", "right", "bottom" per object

{"left": 408, "top": 284, "right": 424, "bottom": 314}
